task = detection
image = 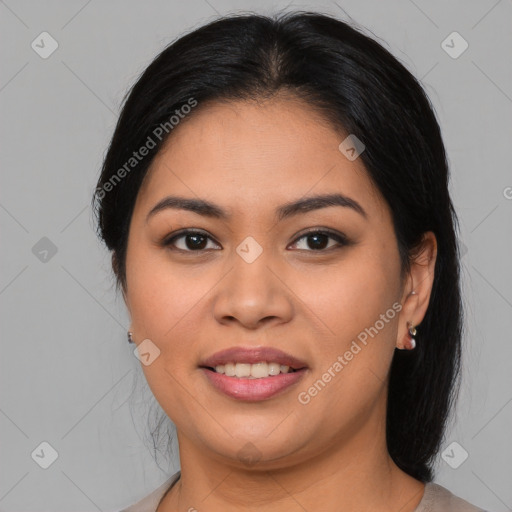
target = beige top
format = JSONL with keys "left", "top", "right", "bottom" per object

{"left": 120, "top": 471, "right": 488, "bottom": 511}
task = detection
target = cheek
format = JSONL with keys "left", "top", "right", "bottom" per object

{"left": 128, "top": 270, "right": 206, "bottom": 347}
{"left": 126, "top": 250, "right": 207, "bottom": 424}
{"left": 294, "top": 267, "right": 398, "bottom": 422}
{"left": 290, "top": 251, "right": 400, "bottom": 411}
{"left": 125, "top": 244, "right": 218, "bottom": 375}
{"left": 292, "top": 251, "right": 398, "bottom": 344}
{"left": 126, "top": 241, "right": 187, "bottom": 330}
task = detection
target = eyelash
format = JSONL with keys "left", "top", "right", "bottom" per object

{"left": 161, "top": 228, "right": 350, "bottom": 254}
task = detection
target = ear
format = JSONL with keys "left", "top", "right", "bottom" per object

{"left": 396, "top": 231, "right": 437, "bottom": 349}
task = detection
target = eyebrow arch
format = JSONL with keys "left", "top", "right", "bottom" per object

{"left": 146, "top": 193, "right": 367, "bottom": 223}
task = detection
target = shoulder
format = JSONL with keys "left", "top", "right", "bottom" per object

{"left": 119, "top": 471, "right": 181, "bottom": 512}
{"left": 415, "top": 482, "right": 490, "bottom": 512}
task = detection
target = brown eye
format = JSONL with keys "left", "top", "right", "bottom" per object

{"left": 289, "top": 229, "right": 349, "bottom": 251}
{"left": 163, "top": 230, "right": 220, "bottom": 252}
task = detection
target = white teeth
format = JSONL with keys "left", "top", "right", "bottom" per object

{"left": 213, "top": 361, "right": 296, "bottom": 378}
{"left": 268, "top": 363, "right": 280, "bottom": 375}
{"left": 235, "top": 363, "right": 251, "bottom": 378}
{"left": 251, "top": 362, "right": 269, "bottom": 378}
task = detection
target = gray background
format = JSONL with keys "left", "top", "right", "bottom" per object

{"left": 1, "top": 0, "right": 511, "bottom": 510}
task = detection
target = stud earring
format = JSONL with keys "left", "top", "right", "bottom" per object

{"left": 127, "top": 331, "right": 134, "bottom": 344}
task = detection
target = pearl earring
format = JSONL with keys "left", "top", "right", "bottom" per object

{"left": 406, "top": 322, "right": 417, "bottom": 350}
{"left": 127, "top": 331, "right": 134, "bottom": 344}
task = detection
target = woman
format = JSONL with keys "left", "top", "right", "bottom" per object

{"left": 93, "top": 11, "right": 488, "bottom": 512}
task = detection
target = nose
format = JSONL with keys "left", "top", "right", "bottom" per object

{"left": 212, "top": 248, "right": 294, "bottom": 330}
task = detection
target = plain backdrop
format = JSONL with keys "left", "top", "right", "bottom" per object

{"left": 1, "top": 1, "right": 511, "bottom": 511}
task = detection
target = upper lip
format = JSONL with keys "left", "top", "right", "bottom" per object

{"left": 200, "top": 347, "right": 308, "bottom": 370}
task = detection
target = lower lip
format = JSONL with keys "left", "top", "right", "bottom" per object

{"left": 201, "top": 368, "right": 307, "bottom": 401}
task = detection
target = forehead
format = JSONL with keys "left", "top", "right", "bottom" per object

{"left": 135, "top": 95, "right": 387, "bottom": 221}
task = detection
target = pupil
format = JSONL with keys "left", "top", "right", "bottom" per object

{"left": 308, "top": 233, "right": 328, "bottom": 250}
{"left": 186, "top": 234, "right": 207, "bottom": 250}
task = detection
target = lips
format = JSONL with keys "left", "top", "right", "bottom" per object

{"left": 199, "top": 346, "right": 308, "bottom": 370}
{"left": 199, "top": 346, "right": 309, "bottom": 401}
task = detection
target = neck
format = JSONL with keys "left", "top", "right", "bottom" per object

{"left": 158, "top": 419, "right": 425, "bottom": 512}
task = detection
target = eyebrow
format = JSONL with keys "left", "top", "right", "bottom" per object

{"left": 146, "top": 193, "right": 367, "bottom": 223}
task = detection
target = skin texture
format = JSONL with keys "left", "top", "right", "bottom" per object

{"left": 123, "top": 93, "right": 437, "bottom": 511}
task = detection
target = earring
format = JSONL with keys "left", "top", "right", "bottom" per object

{"left": 397, "top": 322, "right": 417, "bottom": 350}
{"left": 406, "top": 322, "right": 417, "bottom": 350}
{"left": 127, "top": 331, "right": 134, "bottom": 344}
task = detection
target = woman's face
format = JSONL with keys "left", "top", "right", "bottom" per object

{"left": 124, "top": 95, "right": 428, "bottom": 470}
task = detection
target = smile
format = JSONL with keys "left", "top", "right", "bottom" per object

{"left": 199, "top": 346, "right": 309, "bottom": 400}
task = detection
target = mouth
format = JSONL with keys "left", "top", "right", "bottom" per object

{"left": 199, "top": 346, "right": 308, "bottom": 375}
{"left": 199, "top": 346, "right": 308, "bottom": 401}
